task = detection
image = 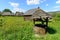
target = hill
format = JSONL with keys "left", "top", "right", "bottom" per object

{"left": 48, "top": 11, "right": 60, "bottom": 14}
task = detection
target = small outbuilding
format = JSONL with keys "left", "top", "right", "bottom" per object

{"left": 2, "top": 12, "right": 14, "bottom": 16}
{"left": 15, "top": 12, "right": 24, "bottom": 16}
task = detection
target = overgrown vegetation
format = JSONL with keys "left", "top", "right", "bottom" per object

{"left": 0, "top": 12, "right": 60, "bottom": 40}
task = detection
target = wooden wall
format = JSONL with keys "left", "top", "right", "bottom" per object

{"left": 24, "top": 15, "right": 32, "bottom": 21}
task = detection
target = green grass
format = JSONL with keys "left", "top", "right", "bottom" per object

{"left": 0, "top": 16, "right": 60, "bottom": 40}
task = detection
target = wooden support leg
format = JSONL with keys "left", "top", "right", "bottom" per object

{"left": 46, "top": 21, "right": 48, "bottom": 27}
{"left": 46, "top": 18, "right": 48, "bottom": 27}
{"left": 42, "top": 21, "right": 44, "bottom": 24}
{"left": 33, "top": 20, "right": 35, "bottom": 25}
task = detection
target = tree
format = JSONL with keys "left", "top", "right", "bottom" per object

{"left": 3, "top": 9, "right": 12, "bottom": 13}
{"left": 0, "top": 11, "right": 2, "bottom": 16}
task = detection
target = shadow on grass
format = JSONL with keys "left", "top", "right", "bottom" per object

{"left": 34, "top": 24, "right": 46, "bottom": 28}
{"left": 46, "top": 27, "right": 56, "bottom": 34}
{"left": 34, "top": 24, "right": 56, "bottom": 34}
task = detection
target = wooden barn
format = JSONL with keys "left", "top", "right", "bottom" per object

{"left": 24, "top": 7, "right": 52, "bottom": 21}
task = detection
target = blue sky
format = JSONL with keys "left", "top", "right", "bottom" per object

{"left": 0, "top": 0, "right": 60, "bottom": 12}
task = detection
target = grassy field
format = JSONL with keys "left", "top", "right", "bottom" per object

{"left": 0, "top": 16, "right": 60, "bottom": 40}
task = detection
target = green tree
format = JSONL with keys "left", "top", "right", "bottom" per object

{"left": 0, "top": 11, "right": 2, "bottom": 16}
{"left": 3, "top": 9, "right": 12, "bottom": 13}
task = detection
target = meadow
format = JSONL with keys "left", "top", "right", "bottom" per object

{"left": 0, "top": 15, "right": 60, "bottom": 40}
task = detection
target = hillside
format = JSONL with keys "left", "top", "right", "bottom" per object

{"left": 48, "top": 11, "right": 60, "bottom": 14}
{"left": 48, "top": 11, "right": 60, "bottom": 18}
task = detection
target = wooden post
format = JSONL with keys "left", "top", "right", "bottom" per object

{"left": 41, "top": 18, "right": 44, "bottom": 24}
{"left": 33, "top": 19, "right": 35, "bottom": 25}
{"left": 39, "top": 16, "right": 44, "bottom": 24}
{"left": 46, "top": 17, "right": 48, "bottom": 27}
{"left": 42, "top": 21, "right": 43, "bottom": 24}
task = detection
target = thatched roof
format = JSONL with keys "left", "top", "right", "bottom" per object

{"left": 2, "top": 12, "right": 14, "bottom": 16}
{"left": 24, "top": 7, "right": 52, "bottom": 18}
{"left": 15, "top": 12, "right": 24, "bottom": 16}
{"left": 24, "top": 8, "right": 38, "bottom": 15}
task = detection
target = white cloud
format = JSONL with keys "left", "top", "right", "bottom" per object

{"left": 9, "top": 2, "right": 25, "bottom": 13}
{"left": 46, "top": 4, "right": 48, "bottom": 7}
{"left": 54, "top": 6, "right": 60, "bottom": 8}
{"left": 44, "top": 9, "right": 59, "bottom": 12}
{"left": 51, "top": 9, "right": 58, "bottom": 12}
{"left": 48, "top": 9, "right": 59, "bottom": 12}
{"left": 12, "top": 8, "right": 20, "bottom": 12}
{"left": 26, "top": 0, "right": 46, "bottom": 5}
{"left": 44, "top": 10, "right": 48, "bottom": 12}
{"left": 12, "top": 8, "right": 25, "bottom": 13}
{"left": 9, "top": 2, "right": 19, "bottom": 7}
{"left": 27, "top": 0, "right": 40, "bottom": 5}
{"left": 40, "top": 0, "right": 46, "bottom": 3}
{"left": 56, "top": 0, "right": 60, "bottom": 4}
